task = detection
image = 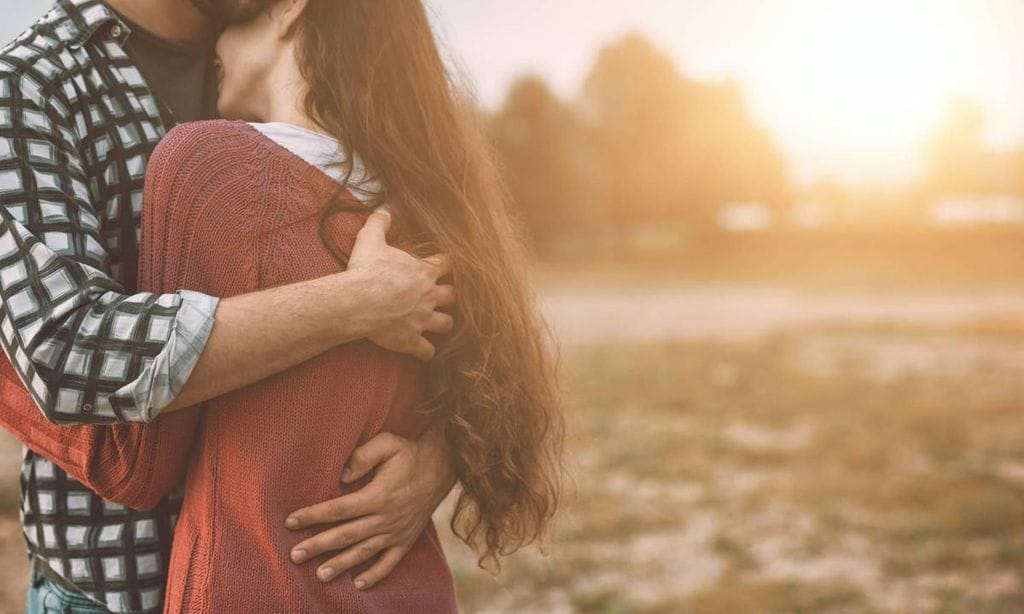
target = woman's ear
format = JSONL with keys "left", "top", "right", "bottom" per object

{"left": 274, "top": 0, "right": 309, "bottom": 39}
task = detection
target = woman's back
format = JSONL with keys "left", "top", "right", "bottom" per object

{"left": 144, "top": 119, "right": 458, "bottom": 613}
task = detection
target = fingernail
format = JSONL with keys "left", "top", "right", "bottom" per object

{"left": 341, "top": 467, "right": 351, "bottom": 481}
{"left": 285, "top": 517, "right": 299, "bottom": 529}
{"left": 291, "top": 549, "right": 306, "bottom": 563}
{"left": 319, "top": 566, "right": 334, "bottom": 581}
{"left": 354, "top": 578, "right": 367, "bottom": 589}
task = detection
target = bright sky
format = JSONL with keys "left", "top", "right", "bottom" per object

{"left": 2, "top": 0, "right": 1022, "bottom": 188}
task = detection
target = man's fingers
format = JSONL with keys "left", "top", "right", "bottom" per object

{"left": 316, "top": 536, "right": 391, "bottom": 583}
{"left": 433, "top": 284, "right": 456, "bottom": 308}
{"left": 351, "top": 546, "right": 407, "bottom": 590}
{"left": 416, "top": 337, "right": 436, "bottom": 362}
{"left": 421, "top": 253, "right": 451, "bottom": 278}
{"left": 354, "top": 208, "right": 392, "bottom": 249}
{"left": 425, "top": 311, "right": 454, "bottom": 335}
{"left": 341, "top": 432, "right": 403, "bottom": 483}
{"left": 285, "top": 489, "right": 374, "bottom": 531}
{"left": 289, "top": 515, "right": 382, "bottom": 565}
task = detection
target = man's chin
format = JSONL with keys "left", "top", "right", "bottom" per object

{"left": 189, "top": 0, "right": 223, "bottom": 19}
{"left": 190, "top": 0, "right": 266, "bottom": 24}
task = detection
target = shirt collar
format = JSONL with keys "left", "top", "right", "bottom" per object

{"left": 51, "top": 0, "right": 130, "bottom": 49}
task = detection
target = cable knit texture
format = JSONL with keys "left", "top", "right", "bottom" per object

{"left": 0, "top": 119, "right": 459, "bottom": 613}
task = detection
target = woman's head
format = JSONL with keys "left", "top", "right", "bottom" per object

{"left": 235, "top": 0, "right": 567, "bottom": 572}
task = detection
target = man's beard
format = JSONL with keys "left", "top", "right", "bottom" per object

{"left": 189, "top": 0, "right": 267, "bottom": 24}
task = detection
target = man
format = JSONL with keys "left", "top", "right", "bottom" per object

{"left": 0, "top": 0, "right": 458, "bottom": 611}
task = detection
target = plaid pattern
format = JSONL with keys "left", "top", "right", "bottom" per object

{"left": 21, "top": 450, "right": 184, "bottom": 613}
{"left": 0, "top": 1, "right": 221, "bottom": 611}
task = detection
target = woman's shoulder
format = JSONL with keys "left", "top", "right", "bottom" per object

{"left": 150, "top": 120, "right": 269, "bottom": 173}
{"left": 163, "top": 118, "right": 260, "bottom": 143}
{"left": 143, "top": 120, "right": 272, "bottom": 228}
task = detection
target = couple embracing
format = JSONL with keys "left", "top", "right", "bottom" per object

{"left": 0, "top": 0, "right": 564, "bottom": 612}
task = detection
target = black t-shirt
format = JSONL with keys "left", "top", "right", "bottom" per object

{"left": 109, "top": 8, "right": 220, "bottom": 126}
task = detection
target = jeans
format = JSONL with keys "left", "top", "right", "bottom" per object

{"left": 26, "top": 567, "right": 111, "bottom": 614}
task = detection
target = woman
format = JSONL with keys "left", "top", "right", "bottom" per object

{"left": 72, "top": 0, "right": 564, "bottom": 611}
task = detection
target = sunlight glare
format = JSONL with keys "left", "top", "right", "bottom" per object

{"left": 746, "top": 0, "right": 982, "bottom": 183}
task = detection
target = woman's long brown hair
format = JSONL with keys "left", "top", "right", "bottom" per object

{"left": 288, "top": 0, "right": 566, "bottom": 573}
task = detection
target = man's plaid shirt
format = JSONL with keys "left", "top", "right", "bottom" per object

{"left": 0, "top": 0, "right": 220, "bottom": 611}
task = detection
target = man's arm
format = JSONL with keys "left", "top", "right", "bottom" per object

{"left": 0, "top": 186, "right": 379, "bottom": 508}
{"left": 0, "top": 71, "right": 223, "bottom": 424}
{"left": 0, "top": 192, "right": 392, "bottom": 511}
{"left": 0, "top": 73, "right": 452, "bottom": 425}
{"left": 0, "top": 167, "right": 453, "bottom": 519}
{"left": 155, "top": 203, "right": 454, "bottom": 414}
{"left": 156, "top": 269, "right": 386, "bottom": 414}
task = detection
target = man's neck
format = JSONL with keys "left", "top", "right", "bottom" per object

{"left": 103, "top": 0, "right": 218, "bottom": 46}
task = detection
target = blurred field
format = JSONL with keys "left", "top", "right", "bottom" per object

{"left": 440, "top": 317, "right": 1024, "bottom": 612}
{"left": 436, "top": 242, "right": 1024, "bottom": 613}
{"left": 537, "top": 228, "right": 1024, "bottom": 292}
{"left": 2, "top": 245, "right": 1024, "bottom": 612}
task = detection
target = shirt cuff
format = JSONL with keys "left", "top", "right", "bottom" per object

{"left": 111, "top": 289, "right": 220, "bottom": 422}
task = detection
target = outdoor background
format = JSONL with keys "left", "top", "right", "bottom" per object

{"left": 2, "top": 1, "right": 1024, "bottom": 612}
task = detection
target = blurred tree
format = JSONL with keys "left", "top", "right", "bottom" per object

{"left": 579, "top": 33, "right": 692, "bottom": 230}
{"left": 580, "top": 32, "right": 791, "bottom": 232}
{"left": 680, "top": 81, "right": 792, "bottom": 217}
{"left": 922, "top": 98, "right": 1024, "bottom": 199}
{"left": 924, "top": 99, "right": 989, "bottom": 195}
{"left": 489, "top": 76, "right": 594, "bottom": 254}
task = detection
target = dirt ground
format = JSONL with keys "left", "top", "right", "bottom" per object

{"left": 540, "top": 284, "right": 1024, "bottom": 344}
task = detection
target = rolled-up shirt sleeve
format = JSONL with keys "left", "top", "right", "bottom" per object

{"left": 0, "top": 73, "right": 219, "bottom": 425}
{"left": 108, "top": 288, "right": 218, "bottom": 422}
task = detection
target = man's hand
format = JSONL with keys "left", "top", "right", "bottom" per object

{"left": 347, "top": 208, "right": 456, "bottom": 362}
{"left": 158, "top": 208, "right": 457, "bottom": 415}
{"left": 284, "top": 424, "right": 457, "bottom": 588}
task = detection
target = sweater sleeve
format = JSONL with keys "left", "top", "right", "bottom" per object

{"left": 0, "top": 120, "right": 263, "bottom": 510}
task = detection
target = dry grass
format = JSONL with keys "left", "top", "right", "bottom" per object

{"left": 439, "top": 325, "right": 1024, "bottom": 613}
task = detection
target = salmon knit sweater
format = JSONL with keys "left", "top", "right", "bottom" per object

{"left": 0, "top": 119, "right": 459, "bottom": 613}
